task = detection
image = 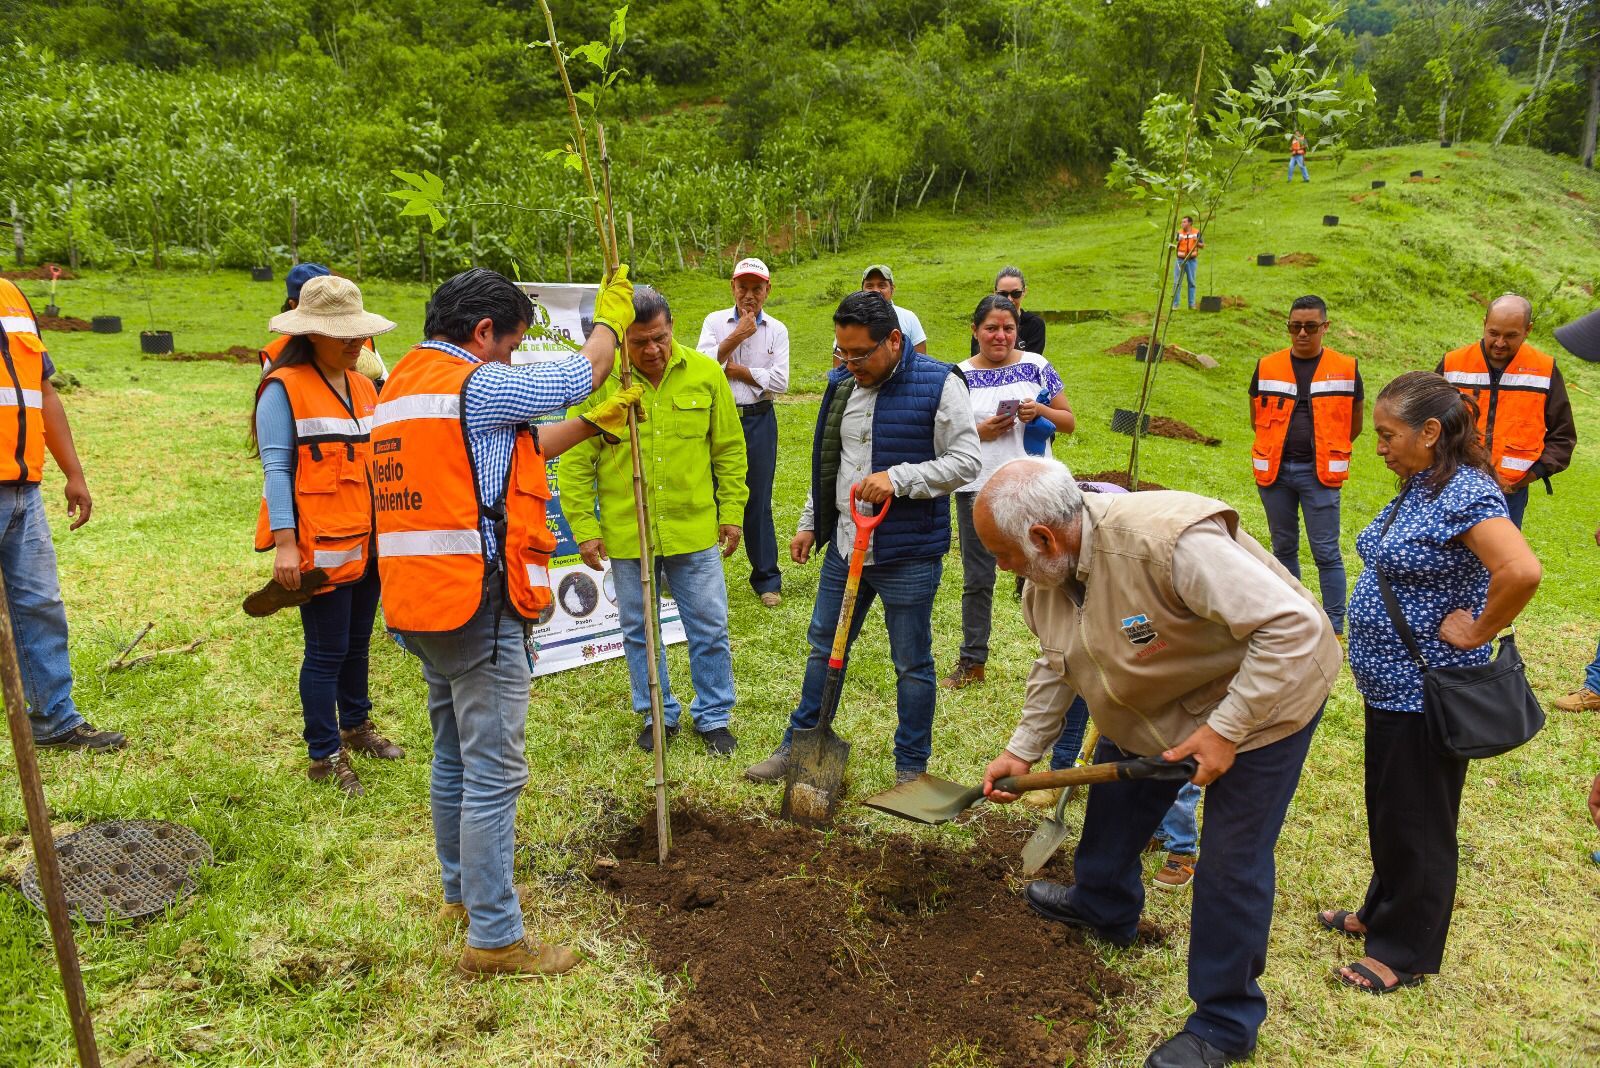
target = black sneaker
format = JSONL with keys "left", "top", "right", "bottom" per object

{"left": 636, "top": 723, "right": 679, "bottom": 753}
{"left": 36, "top": 722, "right": 127, "bottom": 752}
{"left": 698, "top": 727, "right": 738, "bottom": 757}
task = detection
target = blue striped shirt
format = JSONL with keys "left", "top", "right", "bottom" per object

{"left": 419, "top": 340, "right": 595, "bottom": 558}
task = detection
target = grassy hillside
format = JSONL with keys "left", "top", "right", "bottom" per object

{"left": 2, "top": 143, "right": 1599, "bottom": 1066}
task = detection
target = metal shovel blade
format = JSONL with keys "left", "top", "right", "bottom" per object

{"left": 859, "top": 774, "right": 984, "bottom": 826}
{"left": 1020, "top": 788, "right": 1073, "bottom": 876}
{"left": 780, "top": 726, "right": 852, "bottom": 828}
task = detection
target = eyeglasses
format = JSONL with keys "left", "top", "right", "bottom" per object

{"left": 996, "top": 290, "right": 1025, "bottom": 301}
{"left": 1286, "top": 320, "right": 1327, "bottom": 334}
{"left": 833, "top": 338, "right": 886, "bottom": 366}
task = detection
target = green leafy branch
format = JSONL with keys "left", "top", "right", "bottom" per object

{"left": 385, "top": 169, "right": 446, "bottom": 233}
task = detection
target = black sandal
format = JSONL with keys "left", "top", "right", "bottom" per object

{"left": 1336, "top": 960, "right": 1424, "bottom": 995}
{"left": 1316, "top": 908, "right": 1363, "bottom": 939}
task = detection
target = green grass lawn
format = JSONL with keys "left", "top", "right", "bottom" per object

{"left": 3, "top": 143, "right": 1600, "bottom": 1067}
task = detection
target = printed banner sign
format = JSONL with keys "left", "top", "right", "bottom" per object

{"left": 513, "top": 282, "right": 686, "bottom": 676}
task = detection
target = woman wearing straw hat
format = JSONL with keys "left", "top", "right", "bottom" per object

{"left": 259, "top": 263, "right": 388, "bottom": 385}
{"left": 248, "top": 275, "right": 402, "bottom": 796}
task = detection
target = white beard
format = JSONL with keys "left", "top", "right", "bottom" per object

{"left": 1021, "top": 543, "right": 1077, "bottom": 586}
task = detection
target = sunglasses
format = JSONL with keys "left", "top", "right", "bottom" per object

{"left": 996, "top": 290, "right": 1025, "bottom": 301}
{"left": 1287, "top": 320, "right": 1327, "bottom": 334}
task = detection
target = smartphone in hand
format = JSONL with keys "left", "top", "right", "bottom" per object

{"left": 994, "top": 398, "right": 1022, "bottom": 420}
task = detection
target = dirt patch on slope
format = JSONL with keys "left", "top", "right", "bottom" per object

{"left": 1567, "top": 190, "right": 1588, "bottom": 202}
{"left": 0, "top": 266, "right": 77, "bottom": 281}
{"left": 594, "top": 808, "right": 1138, "bottom": 1068}
{"left": 149, "top": 346, "right": 258, "bottom": 363}
{"left": 1276, "top": 253, "right": 1319, "bottom": 267}
{"left": 1077, "top": 470, "right": 1169, "bottom": 491}
{"left": 1149, "top": 416, "right": 1220, "bottom": 446}
{"left": 1405, "top": 175, "right": 1442, "bottom": 184}
{"left": 38, "top": 314, "right": 92, "bottom": 331}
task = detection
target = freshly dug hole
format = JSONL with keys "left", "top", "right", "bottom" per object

{"left": 594, "top": 808, "right": 1135, "bottom": 1068}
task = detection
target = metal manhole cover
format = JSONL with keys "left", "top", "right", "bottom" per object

{"left": 21, "top": 820, "right": 212, "bottom": 922}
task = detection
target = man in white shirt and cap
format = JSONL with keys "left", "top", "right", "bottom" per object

{"left": 861, "top": 264, "right": 928, "bottom": 354}
{"left": 697, "top": 258, "right": 789, "bottom": 606}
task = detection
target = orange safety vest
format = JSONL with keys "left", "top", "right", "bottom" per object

{"left": 1291, "top": 137, "right": 1306, "bottom": 157}
{"left": 1251, "top": 347, "right": 1358, "bottom": 488}
{"left": 370, "top": 345, "right": 556, "bottom": 633}
{"left": 260, "top": 334, "right": 377, "bottom": 372}
{"left": 0, "top": 279, "right": 47, "bottom": 484}
{"left": 1176, "top": 227, "right": 1201, "bottom": 258}
{"left": 1441, "top": 341, "right": 1554, "bottom": 490}
{"left": 253, "top": 363, "right": 378, "bottom": 589}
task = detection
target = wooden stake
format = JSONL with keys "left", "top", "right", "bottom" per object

{"left": 951, "top": 171, "right": 966, "bottom": 214}
{"left": 915, "top": 166, "right": 939, "bottom": 208}
{"left": 626, "top": 211, "right": 635, "bottom": 261}
{"left": 0, "top": 570, "right": 102, "bottom": 1067}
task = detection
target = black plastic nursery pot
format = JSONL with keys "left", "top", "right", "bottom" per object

{"left": 139, "top": 330, "right": 174, "bottom": 355}
{"left": 1135, "top": 343, "right": 1162, "bottom": 363}
{"left": 1198, "top": 296, "right": 1223, "bottom": 313}
{"left": 1257, "top": 254, "right": 1276, "bottom": 267}
{"left": 1323, "top": 215, "right": 1339, "bottom": 226}
{"left": 250, "top": 266, "right": 273, "bottom": 282}
{"left": 1440, "top": 140, "right": 1452, "bottom": 148}
{"left": 91, "top": 316, "right": 122, "bottom": 334}
{"left": 1110, "top": 408, "right": 1151, "bottom": 436}
{"left": 1410, "top": 170, "right": 1425, "bottom": 177}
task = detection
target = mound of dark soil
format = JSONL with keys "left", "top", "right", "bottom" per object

{"left": 1405, "top": 175, "right": 1442, "bottom": 184}
{"left": 1221, "top": 295, "right": 1248, "bottom": 309}
{"left": 1149, "top": 416, "right": 1220, "bottom": 446}
{"left": 1276, "top": 253, "right": 1319, "bottom": 267}
{"left": 594, "top": 808, "right": 1135, "bottom": 1068}
{"left": 153, "top": 346, "right": 257, "bottom": 363}
{"left": 1106, "top": 334, "right": 1144, "bottom": 356}
{"left": 1076, "top": 470, "right": 1169, "bottom": 491}
{"left": 38, "top": 314, "right": 92, "bottom": 331}
{"left": 0, "top": 266, "right": 76, "bottom": 281}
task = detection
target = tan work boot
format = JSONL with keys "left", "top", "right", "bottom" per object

{"left": 1553, "top": 687, "right": 1600, "bottom": 713}
{"left": 307, "top": 748, "right": 364, "bottom": 797}
{"left": 940, "top": 660, "right": 986, "bottom": 690}
{"left": 458, "top": 935, "right": 581, "bottom": 978}
{"left": 759, "top": 591, "right": 782, "bottom": 608}
{"left": 341, "top": 720, "right": 405, "bottom": 759}
{"left": 1153, "top": 852, "right": 1196, "bottom": 891}
{"left": 1022, "top": 786, "right": 1063, "bottom": 810}
{"left": 439, "top": 901, "right": 468, "bottom": 926}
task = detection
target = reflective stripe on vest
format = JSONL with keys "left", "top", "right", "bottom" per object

{"left": 373, "top": 346, "right": 555, "bottom": 633}
{"left": 1250, "top": 347, "right": 1358, "bottom": 488}
{"left": 1176, "top": 230, "right": 1200, "bottom": 256}
{"left": 0, "top": 279, "right": 47, "bottom": 483}
{"left": 1442, "top": 341, "right": 1554, "bottom": 491}
{"left": 253, "top": 362, "right": 377, "bottom": 590}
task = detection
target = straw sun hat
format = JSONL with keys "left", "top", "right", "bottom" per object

{"left": 268, "top": 275, "right": 396, "bottom": 339}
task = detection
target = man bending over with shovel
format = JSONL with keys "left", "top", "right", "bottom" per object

{"left": 977, "top": 457, "right": 1338, "bottom": 1068}
{"left": 744, "top": 290, "right": 979, "bottom": 788}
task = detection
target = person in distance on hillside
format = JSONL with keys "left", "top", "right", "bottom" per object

{"left": 0, "top": 277, "right": 125, "bottom": 751}
{"left": 969, "top": 266, "right": 1046, "bottom": 357}
{"left": 564, "top": 287, "right": 748, "bottom": 757}
{"left": 373, "top": 266, "right": 642, "bottom": 979}
{"left": 977, "top": 456, "right": 1338, "bottom": 1068}
{"left": 1436, "top": 293, "right": 1576, "bottom": 529}
{"left": 1288, "top": 130, "right": 1309, "bottom": 182}
{"left": 1547, "top": 306, "right": 1600, "bottom": 713}
{"left": 250, "top": 276, "right": 401, "bottom": 797}
{"left": 260, "top": 263, "right": 387, "bottom": 386}
{"left": 861, "top": 264, "right": 927, "bottom": 353}
{"left": 1247, "top": 295, "right": 1364, "bottom": 638}
{"left": 1171, "top": 216, "right": 1204, "bottom": 311}
{"left": 745, "top": 291, "right": 979, "bottom": 786}
{"left": 696, "top": 258, "right": 788, "bottom": 608}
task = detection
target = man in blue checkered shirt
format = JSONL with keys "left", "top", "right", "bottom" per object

{"left": 384, "top": 266, "right": 639, "bottom": 979}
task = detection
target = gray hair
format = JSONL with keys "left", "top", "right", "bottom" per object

{"left": 995, "top": 265, "right": 1026, "bottom": 290}
{"left": 633, "top": 285, "right": 673, "bottom": 324}
{"left": 1487, "top": 292, "right": 1531, "bottom": 328}
{"left": 981, "top": 457, "right": 1085, "bottom": 544}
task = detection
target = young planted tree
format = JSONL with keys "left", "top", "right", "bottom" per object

{"left": 1106, "top": 6, "right": 1371, "bottom": 485}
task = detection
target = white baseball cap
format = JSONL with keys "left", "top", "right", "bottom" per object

{"left": 731, "top": 257, "right": 770, "bottom": 282}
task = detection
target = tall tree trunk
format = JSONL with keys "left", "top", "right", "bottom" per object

{"left": 1494, "top": 1, "right": 1572, "bottom": 146}
{"left": 1583, "top": 60, "right": 1599, "bottom": 169}
{"left": 1437, "top": 88, "right": 1451, "bottom": 143}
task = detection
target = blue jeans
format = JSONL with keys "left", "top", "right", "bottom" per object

{"left": 785, "top": 546, "right": 942, "bottom": 772}
{"left": 297, "top": 566, "right": 380, "bottom": 759}
{"left": 1059, "top": 711, "right": 1320, "bottom": 1056}
{"left": 740, "top": 404, "right": 781, "bottom": 595}
{"left": 1156, "top": 783, "right": 1203, "bottom": 855}
{"left": 1171, "top": 257, "right": 1198, "bottom": 308}
{"left": 612, "top": 547, "right": 735, "bottom": 731}
{"left": 1289, "top": 155, "right": 1309, "bottom": 181}
{"left": 0, "top": 485, "right": 84, "bottom": 741}
{"left": 1258, "top": 461, "right": 1346, "bottom": 634}
{"left": 1504, "top": 486, "right": 1528, "bottom": 528}
{"left": 404, "top": 587, "right": 532, "bottom": 950}
{"left": 1048, "top": 698, "right": 1092, "bottom": 771}
{"left": 1586, "top": 636, "right": 1600, "bottom": 694}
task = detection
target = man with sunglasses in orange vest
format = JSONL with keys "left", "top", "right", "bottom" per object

{"left": 374, "top": 266, "right": 641, "bottom": 978}
{"left": 1249, "top": 295, "right": 1363, "bottom": 637}
{"left": 1437, "top": 293, "right": 1576, "bottom": 529}
{"left": 0, "top": 278, "right": 126, "bottom": 750}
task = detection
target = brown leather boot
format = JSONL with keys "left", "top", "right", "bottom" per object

{"left": 940, "top": 660, "right": 986, "bottom": 690}
{"left": 307, "top": 748, "right": 364, "bottom": 796}
{"left": 341, "top": 720, "right": 405, "bottom": 759}
{"left": 438, "top": 901, "right": 468, "bottom": 926}
{"left": 458, "top": 936, "right": 581, "bottom": 978}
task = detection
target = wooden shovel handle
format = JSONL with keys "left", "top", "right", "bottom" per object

{"left": 995, "top": 755, "right": 1198, "bottom": 794}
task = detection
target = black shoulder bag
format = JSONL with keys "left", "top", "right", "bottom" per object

{"left": 1372, "top": 489, "right": 1544, "bottom": 759}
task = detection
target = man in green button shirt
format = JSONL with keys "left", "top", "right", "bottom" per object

{"left": 561, "top": 287, "right": 750, "bottom": 755}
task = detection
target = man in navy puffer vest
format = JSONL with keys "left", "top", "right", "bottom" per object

{"left": 744, "top": 291, "right": 980, "bottom": 784}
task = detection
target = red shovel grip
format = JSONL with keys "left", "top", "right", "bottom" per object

{"left": 848, "top": 483, "right": 890, "bottom": 551}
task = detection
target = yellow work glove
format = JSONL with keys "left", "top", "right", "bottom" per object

{"left": 594, "top": 264, "right": 635, "bottom": 341}
{"left": 581, "top": 383, "right": 646, "bottom": 444}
